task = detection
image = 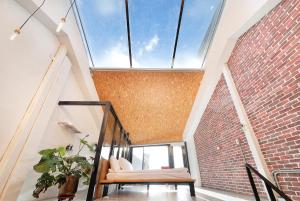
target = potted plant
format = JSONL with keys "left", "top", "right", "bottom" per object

{"left": 32, "top": 135, "right": 96, "bottom": 200}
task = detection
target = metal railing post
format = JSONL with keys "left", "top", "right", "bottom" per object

{"left": 265, "top": 182, "right": 276, "bottom": 201}
{"left": 246, "top": 166, "right": 261, "bottom": 201}
{"left": 86, "top": 103, "right": 111, "bottom": 201}
{"left": 245, "top": 163, "right": 292, "bottom": 201}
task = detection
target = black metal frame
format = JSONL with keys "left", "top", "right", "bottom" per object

{"left": 102, "top": 180, "right": 195, "bottom": 197}
{"left": 58, "top": 101, "right": 193, "bottom": 199}
{"left": 58, "top": 101, "right": 131, "bottom": 201}
{"left": 125, "top": 0, "right": 133, "bottom": 68}
{"left": 73, "top": 0, "right": 95, "bottom": 67}
{"left": 168, "top": 145, "right": 175, "bottom": 168}
{"left": 183, "top": 141, "right": 191, "bottom": 173}
{"left": 171, "top": 0, "right": 185, "bottom": 68}
{"left": 245, "top": 163, "right": 292, "bottom": 201}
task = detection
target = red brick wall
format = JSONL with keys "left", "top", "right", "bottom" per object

{"left": 194, "top": 76, "right": 265, "bottom": 195}
{"left": 228, "top": 0, "right": 300, "bottom": 200}
{"left": 194, "top": 0, "right": 299, "bottom": 198}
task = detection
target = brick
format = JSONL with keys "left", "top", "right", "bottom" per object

{"left": 194, "top": 0, "right": 300, "bottom": 198}
{"left": 194, "top": 77, "right": 265, "bottom": 196}
{"left": 226, "top": 0, "right": 300, "bottom": 199}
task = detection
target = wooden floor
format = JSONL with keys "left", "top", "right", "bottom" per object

{"left": 96, "top": 185, "right": 222, "bottom": 201}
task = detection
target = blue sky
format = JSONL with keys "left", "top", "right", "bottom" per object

{"left": 77, "top": 0, "right": 221, "bottom": 68}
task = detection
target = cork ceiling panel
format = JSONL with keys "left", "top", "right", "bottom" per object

{"left": 92, "top": 71, "right": 203, "bottom": 144}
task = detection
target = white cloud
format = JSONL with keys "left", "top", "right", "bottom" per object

{"left": 145, "top": 35, "right": 159, "bottom": 52}
{"left": 94, "top": 43, "right": 139, "bottom": 67}
{"left": 96, "top": 0, "right": 121, "bottom": 16}
{"left": 174, "top": 55, "right": 203, "bottom": 69}
{"left": 137, "top": 35, "right": 160, "bottom": 57}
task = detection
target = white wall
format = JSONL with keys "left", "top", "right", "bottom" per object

{"left": 17, "top": 0, "right": 100, "bottom": 104}
{"left": 0, "top": 0, "right": 60, "bottom": 161}
{"left": 185, "top": 136, "right": 201, "bottom": 187}
{"left": 17, "top": 70, "right": 101, "bottom": 201}
{"left": 0, "top": 0, "right": 101, "bottom": 200}
{"left": 183, "top": 0, "right": 281, "bottom": 186}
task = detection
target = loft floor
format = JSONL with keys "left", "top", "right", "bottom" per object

{"left": 42, "top": 186, "right": 261, "bottom": 201}
{"left": 97, "top": 186, "right": 212, "bottom": 201}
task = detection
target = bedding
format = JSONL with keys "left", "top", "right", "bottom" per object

{"left": 106, "top": 171, "right": 191, "bottom": 180}
{"left": 108, "top": 167, "right": 189, "bottom": 174}
{"left": 109, "top": 156, "right": 120, "bottom": 172}
{"left": 119, "top": 158, "right": 133, "bottom": 171}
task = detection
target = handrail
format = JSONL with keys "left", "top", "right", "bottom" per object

{"left": 58, "top": 101, "right": 125, "bottom": 130}
{"left": 272, "top": 169, "right": 300, "bottom": 189}
{"left": 245, "top": 163, "right": 292, "bottom": 201}
{"left": 58, "top": 101, "right": 131, "bottom": 201}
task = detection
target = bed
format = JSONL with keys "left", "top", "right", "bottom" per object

{"left": 95, "top": 160, "right": 195, "bottom": 198}
{"left": 106, "top": 168, "right": 191, "bottom": 180}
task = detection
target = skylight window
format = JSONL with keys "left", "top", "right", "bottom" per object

{"left": 129, "top": 0, "right": 181, "bottom": 68}
{"left": 174, "top": 0, "right": 222, "bottom": 69}
{"left": 76, "top": 0, "right": 129, "bottom": 67}
{"left": 75, "top": 0, "right": 224, "bottom": 69}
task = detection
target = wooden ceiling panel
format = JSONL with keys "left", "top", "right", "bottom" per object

{"left": 92, "top": 71, "right": 203, "bottom": 144}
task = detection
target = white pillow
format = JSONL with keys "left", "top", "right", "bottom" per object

{"left": 109, "top": 156, "right": 120, "bottom": 172}
{"left": 119, "top": 158, "right": 133, "bottom": 171}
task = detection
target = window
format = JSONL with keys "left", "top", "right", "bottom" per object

{"left": 173, "top": 145, "right": 184, "bottom": 168}
{"left": 143, "top": 146, "right": 169, "bottom": 170}
{"left": 174, "top": 0, "right": 222, "bottom": 69}
{"left": 129, "top": 0, "right": 181, "bottom": 68}
{"left": 75, "top": 0, "right": 224, "bottom": 69}
{"left": 132, "top": 147, "right": 143, "bottom": 170}
{"left": 100, "top": 112, "right": 115, "bottom": 159}
{"left": 112, "top": 124, "right": 121, "bottom": 158}
{"left": 130, "top": 143, "right": 188, "bottom": 170}
{"left": 76, "top": 0, "right": 129, "bottom": 67}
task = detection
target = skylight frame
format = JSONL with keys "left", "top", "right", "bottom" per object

{"left": 171, "top": 0, "right": 185, "bottom": 68}
{"left": 73, "top": 0, "right": 225, "bottom": 70}
{"left": 125, "top": 0, "right": 133, "bottom": 68}
{"left": 173, "top": 0, "right": 225, "bottom": 70}
{"left": 73, "top": 0, "right": 95, "bottom": 67}
{"left": 198, "top": 0, "right": 225, "bottom": 70}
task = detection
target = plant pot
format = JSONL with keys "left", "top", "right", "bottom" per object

{"left": 58, "top": 176, "right": 79, "bottom": 199}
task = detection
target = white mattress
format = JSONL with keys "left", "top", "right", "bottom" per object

{"left": 109, "top": 168, "right": 189, "bottom": 174}
{"left": 106, "top": 171, "right": 191, "bottom": 180}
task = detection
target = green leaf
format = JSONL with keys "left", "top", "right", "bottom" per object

{"left": 33, "top": 136, "right": 96, "bottom": 198}
{"left": 51, "top": 165, "right": 56, "bottom": 172}
{"left": 39, "top": 149, "right": 57, "bottom": 157}
{"left": 57, "top": 147, "right": 66, "bottom": 157}
{"left": 33, "top": 157, "right": 58, "bottom": 173}
{"left": 33, "top": 173, "right": 56, "bottom": 198}
{"left": 80, "top": 139, "right": 96, "bottom": 153}
{"left": 73, "top": 156, "right": 86, "bottom": 162}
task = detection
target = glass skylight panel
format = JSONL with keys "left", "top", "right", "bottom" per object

{"left": 174, "top": 0, "right": 222, "bottom": 69}
{"left": 76, "top": 0, "right": 130, "bottom": 68}
{"left": 129, "top": 0, "right": 181, "bottom": 68}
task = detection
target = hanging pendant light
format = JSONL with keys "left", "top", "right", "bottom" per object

{"left": 9, "top": 0, "right": 47, "bottom": 40}
{"left": 56, "top": 0, "right": 76, "bottom": 33}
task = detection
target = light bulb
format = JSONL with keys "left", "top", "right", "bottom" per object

{"left": 10, "top": 29, "right": 21, "bottom": 41}
{"left": 56, "top": 18, "right": 66, "bottom": 33}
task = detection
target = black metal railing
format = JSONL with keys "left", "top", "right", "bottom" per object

{"left": 245, "top": 163, "right": 292, "bottom": 201}
{"left": 58, "top": 101, "right": 131, "bottom": 201}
